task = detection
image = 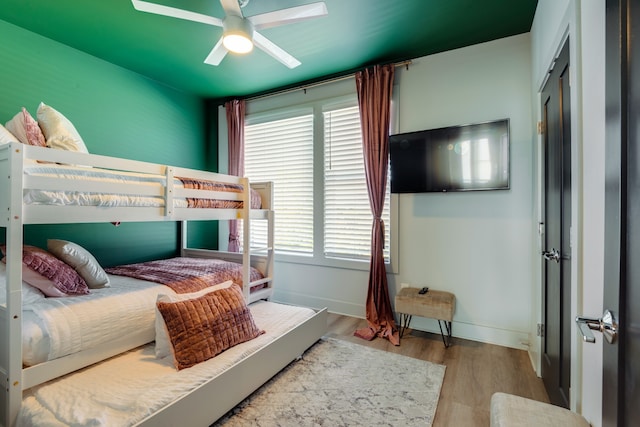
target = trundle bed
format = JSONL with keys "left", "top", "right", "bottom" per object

{"left": 0, "top": 142, "right": 327, "bottom": 426}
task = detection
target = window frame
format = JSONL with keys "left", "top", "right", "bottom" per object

{"left": 220, "top": 79, "right": 398, "bottom": 274}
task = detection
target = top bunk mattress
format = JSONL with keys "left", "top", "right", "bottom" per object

{"left": 18, "top": 301, "right": 317, "bottom": 427}
{"left": 22, "top": 163, "right": 262, "bottom": 209}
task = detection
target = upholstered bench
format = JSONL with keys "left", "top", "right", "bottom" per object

{"left": 490, "top": 392, "right": 590, "bottom": 427}
{"left": 395, "top": 287, "right": 455, "bottom": 347}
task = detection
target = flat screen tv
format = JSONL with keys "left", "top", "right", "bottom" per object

{"left": 389, "top": 119, "right": 510, "bottom": 193}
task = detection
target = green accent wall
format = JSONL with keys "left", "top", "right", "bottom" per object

{"left": 0, "top": 19, "right": 218, "bottom": 267}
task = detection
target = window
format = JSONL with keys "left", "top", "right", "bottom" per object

{"left": 244, "top": 112, "right": 314, "bottom": 255}
{"left": 243, "top": 96, "right": 392, "bottom": 266}
{"left": 323, "top": 105, "right": 391, "bottom": 261}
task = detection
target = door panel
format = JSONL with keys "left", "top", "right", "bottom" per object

{"left": 603, "top": 1, "right": 640, "bottom": 425}
{"left": 559, "top": 57, "right": 572, "bottom": 407}
{"left": 541, "top": 40, "right": 571, "bottom": 409}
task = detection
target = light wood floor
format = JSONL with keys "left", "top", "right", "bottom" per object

{"left": 325, "top": 313, "right": 550, "bottom": 427}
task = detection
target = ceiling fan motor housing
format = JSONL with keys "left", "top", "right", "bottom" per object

{"left": 223, "top": 14, "right": 255, "bottom": 53}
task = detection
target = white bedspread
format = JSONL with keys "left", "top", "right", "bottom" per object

{"left": 0, "top": 264, "right": 170, "bottom": 365}
{"left": 18, "top": 301, "right": 316, "bottom": 427}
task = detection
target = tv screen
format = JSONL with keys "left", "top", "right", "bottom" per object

{"left": 389, "top": 119, "right": 510, "bottom": 193}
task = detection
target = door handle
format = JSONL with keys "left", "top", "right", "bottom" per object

{"left": 575, "top": 309, "right": 618, "bottom": 344}
{"left": 542, "top": 248, "right": 560, "bottom": 263}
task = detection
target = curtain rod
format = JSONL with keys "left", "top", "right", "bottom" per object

{"left": 246, "top": 59, "right": 412, "bottom": 102}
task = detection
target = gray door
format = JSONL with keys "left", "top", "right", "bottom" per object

{"left": 540, "top": 40, "right": 571, "bottom": 409}
{"left": 601, "top": 0, "right": 640, "bottom": 425}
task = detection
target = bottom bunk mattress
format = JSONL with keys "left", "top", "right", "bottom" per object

{"left": 0, "top": 263, "right": 167, "bottom": 366}
{"left": 0, "top": 256, "right": 266, "bottom": 366}
{"left": 18, "top": 301, "right": 317, "bottom": 427}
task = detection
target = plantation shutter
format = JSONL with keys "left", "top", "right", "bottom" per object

{"left": 323, "top": 105, "right": 391, "bottom": 261}
{"left": 244, "top": 113, "right": 314, "bottom": 254}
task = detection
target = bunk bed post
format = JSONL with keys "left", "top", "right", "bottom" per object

{"left": 164, "top": 166, "right": 175, "bottom": 218}
{"left": 266, "top": 209, "right": 275, "bottom": 296}
{"left": 241, "top": 177, "right": 250, "bottom": 301}
{"left": 265, "top": 182, "right": 274, "bottom": 295}
{"left": 1, "top": 143, "right": 25, "bottom": 427}
{"left": 180, "top": 221, "right": 188, "bottom": 257}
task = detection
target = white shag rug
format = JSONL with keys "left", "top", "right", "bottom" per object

{"left": 213, "top": 337, "right": 446, "bottom": 427}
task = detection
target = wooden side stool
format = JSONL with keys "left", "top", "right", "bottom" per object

{"left": 395, "top": 287, "right": 455, "bottom": 347}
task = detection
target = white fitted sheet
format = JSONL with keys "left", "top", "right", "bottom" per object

{"left": 18, "top": 301, "right": 316, "bottom": 427}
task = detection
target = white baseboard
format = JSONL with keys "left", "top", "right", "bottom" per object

{"left": 405, "top": 317, "right": 530, "bottom": 350}
{"left": 271, "top": 290, "right": 365, "bottom": 318}
{"left": 272, "top": 289, "right": 530, "bottom": 351}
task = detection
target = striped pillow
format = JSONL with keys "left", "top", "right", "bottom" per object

{"left": 4, "top": 108, "right": 46, "bottom": 147}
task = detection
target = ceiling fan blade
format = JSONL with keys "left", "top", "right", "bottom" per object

{"left": 131, "top": 0, "right": 223, "bottom": 27}
{"left": 220, "top": 0, "right": 243, "bottom": 17}
{"left": 253, "top": 31, "right": 301, "bottom": 69}
{"left": 250, "top": 2, "right": 328, "bottom": 30}
{"left": 204, "top": 37, "right": 229, "bottom": 66}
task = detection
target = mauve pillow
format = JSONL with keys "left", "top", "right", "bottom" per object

{"left": 0, "top": 262, "right": 46, "bottom": 304}
{"left": 0, "top": 245, "right": 89, "bottom": 296}
{"left": 157, "top": 283, "right": 264, "bottom": 370}
{"left": 20, "top": 265, "right": 68, "bottom": 298}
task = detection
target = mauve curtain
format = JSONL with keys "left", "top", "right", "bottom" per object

{"left": 225, "top": 99, "right": 245, "bottom": 252}
{"left": 353, "top": 64, "right": 399, "bottom": 346}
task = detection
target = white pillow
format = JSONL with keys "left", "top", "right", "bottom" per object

{"left": 154, "top": 280, "right": 234, "bottom": 359}
{"left": 36, "top": 102, "right": 89, "bottom": 153}
{"left": 47, "top": 239, "right": 110, "bottom": 288}
{"left": 0, "top": 124, "right": 20, "bottom": 145}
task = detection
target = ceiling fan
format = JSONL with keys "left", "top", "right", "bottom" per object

{"left": 131, "top": 0, "right": 328, "bottom": 68}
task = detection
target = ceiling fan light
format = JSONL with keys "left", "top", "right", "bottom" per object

{"left": 222, "top": 15, "right": 254, "bottom": 54}
{"left": 223, "top": 33, "right": 253, "bottom": 53}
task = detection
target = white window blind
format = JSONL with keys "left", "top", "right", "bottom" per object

{"left": 323, "top": 105, "right": 391, "bottom": 261}
{"left": 244, "top": 113, "right": 314, "bottom": 254}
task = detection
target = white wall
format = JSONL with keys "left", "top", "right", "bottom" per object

{"left": 530, "top": 0, "right": 605, "bottom": 424}
{"left": 221, "top": 34, "right": 537, "bottom": 350}
{"left": 391, "top": 34, "right": 534, "bottom": 349}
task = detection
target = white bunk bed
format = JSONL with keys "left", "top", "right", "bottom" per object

{"left": 0, "top": 142, "right": 327, "bottom": 427}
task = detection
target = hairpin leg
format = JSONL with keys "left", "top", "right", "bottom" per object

{"left": 399, "top": 313, "right": 412, "bottom": 338}
{"left": 438, "top": 319, "right": 452, "bottom": 348}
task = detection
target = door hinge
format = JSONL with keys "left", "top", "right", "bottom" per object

{"left": 537, "top": 121, "right": 544, "bottom": 135}
{"left": 537, "top": 323, "right": 545, "bottom": 337}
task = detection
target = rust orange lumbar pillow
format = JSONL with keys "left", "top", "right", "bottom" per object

{"left": 157, "top": 283, "right": 264, "bottom": 370}
{"left": 154, "top": 280, "right": 234, "bottom": 359}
